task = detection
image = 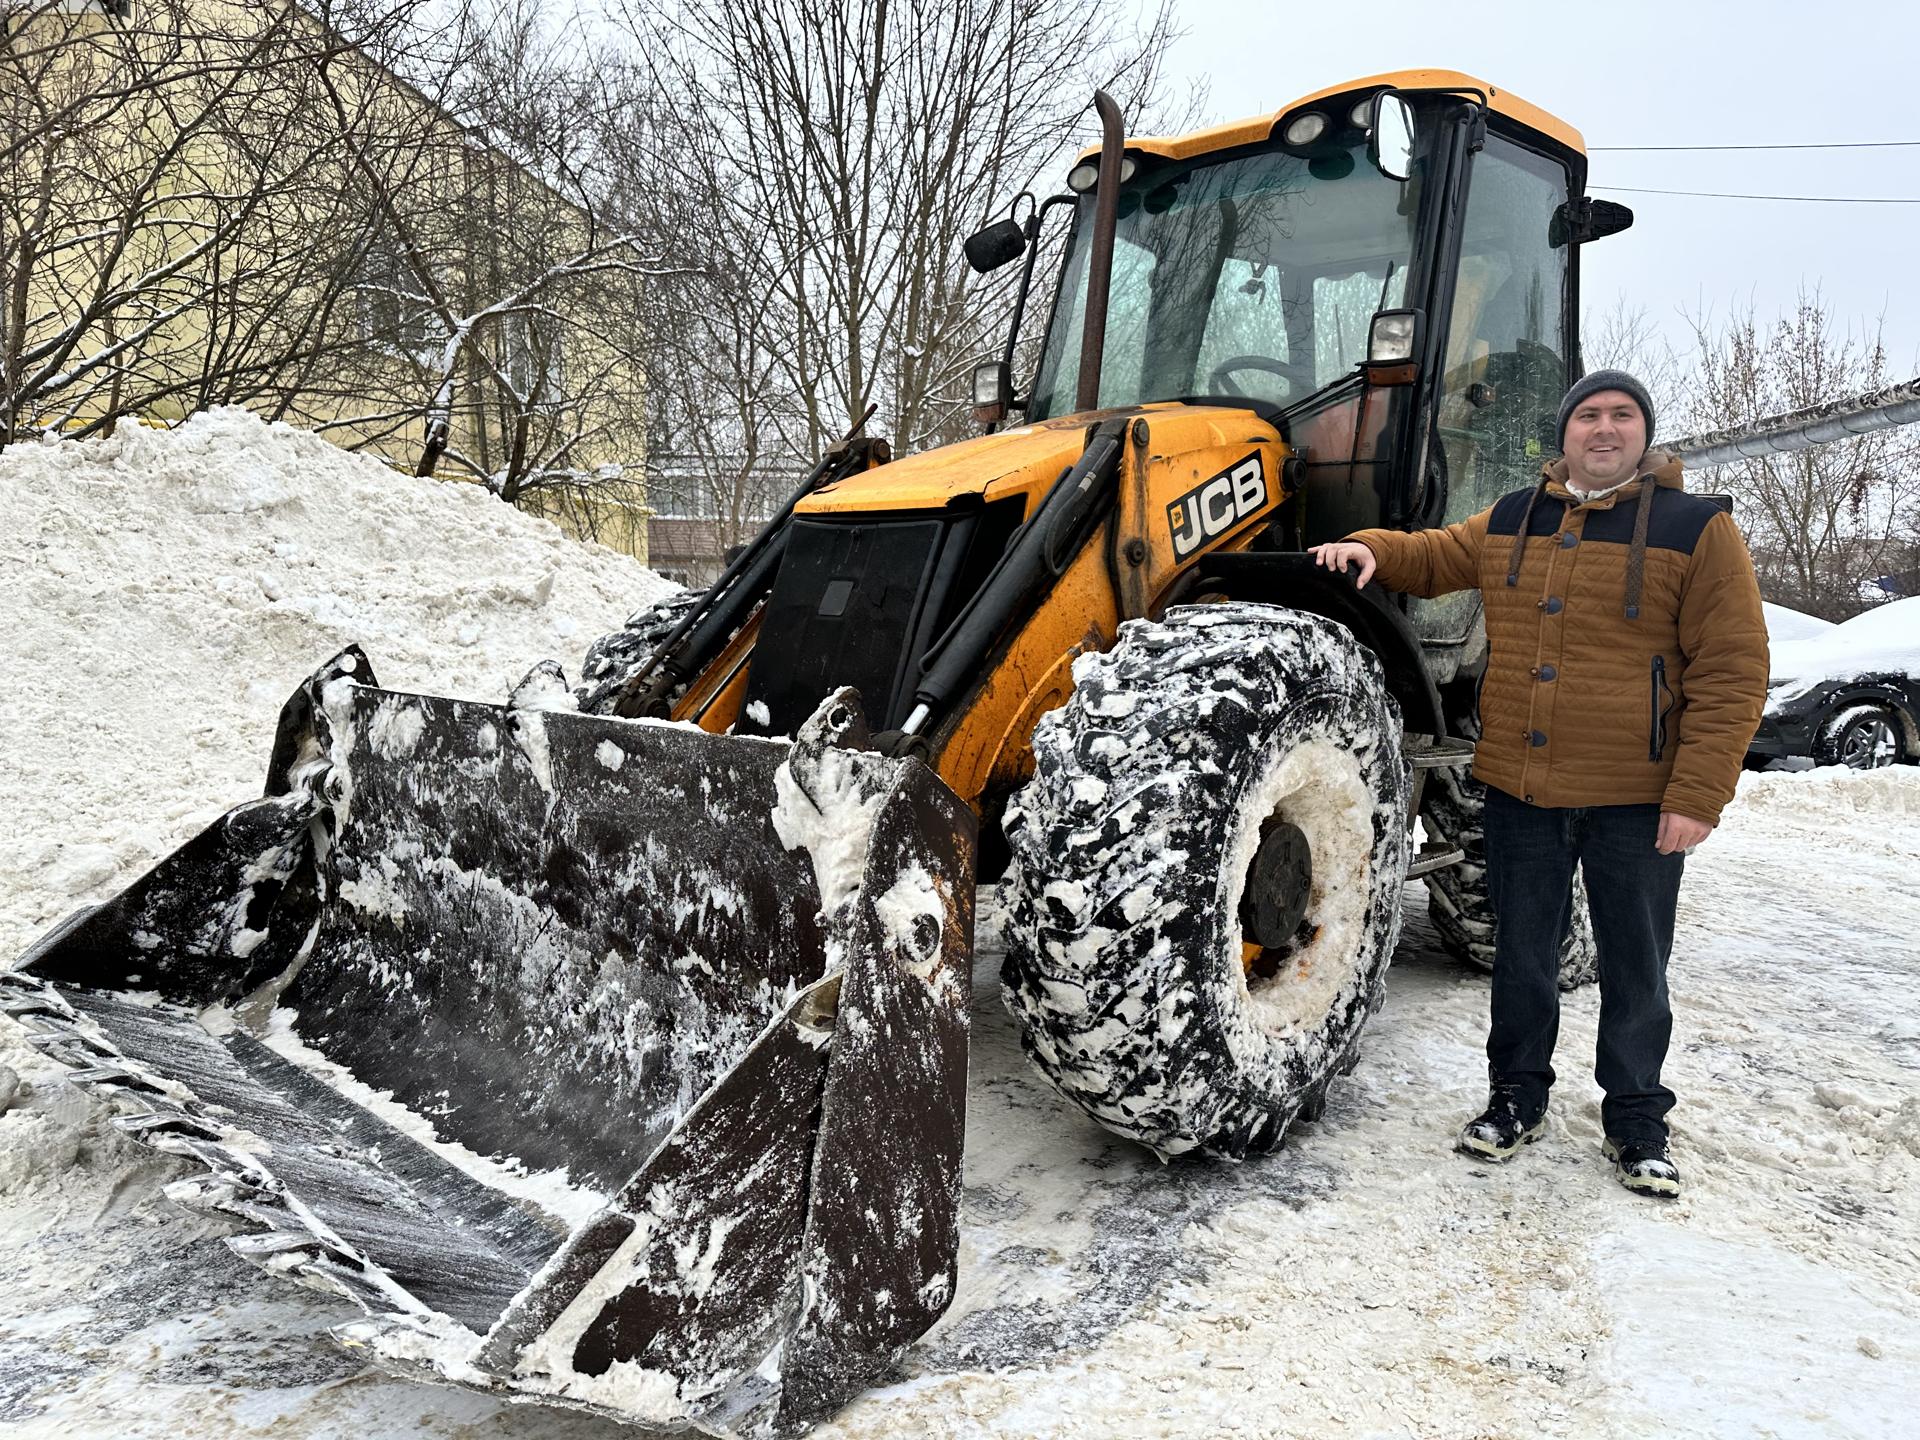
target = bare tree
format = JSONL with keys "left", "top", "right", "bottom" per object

{"left": 1583, "top": 296, "right": 1684, "bottom": 422}
{"left": 615, "top": 0, "right": 1189, "bottom": 529}
{"left": 286, "top": 0, "right": 673, "bottom": 533}
{"left": 1681, "top": 292, "right": 1920, "bottom": 620}
{"left": 0, "top": 0, "right": 379, "bottom": 443}
{"left": 3, "top": 0, "right": 667, "bottom": 547}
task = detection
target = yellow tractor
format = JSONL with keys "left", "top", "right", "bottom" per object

{"left": 10, "top": 70, "right": 1631, "bottom": 1436}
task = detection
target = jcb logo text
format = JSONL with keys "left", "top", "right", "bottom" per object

{"left": 1167, "top": 453, "right": 1266, "bottom": 559}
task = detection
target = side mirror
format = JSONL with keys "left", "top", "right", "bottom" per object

{"left": 1368, "top": 92, "right": 1415, "bottom": 182}
{"left": 1549, "top": 195, "right": 1635, "bottom": 247}
{"left": 964, "top": 218, "right": 1026, "bottom": 275}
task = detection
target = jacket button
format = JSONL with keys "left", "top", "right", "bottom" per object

{"left": 1525, "top": 794, "right": 1535, "bottom": 803}
{"left": 1560, "top": 531, "right": 1579, "bottom": 548}
{"left": 1537, "top": 664, "right": 1557, "bottom": 681}
{"left": 1529, "top": 730, "right": 1548, "bottom": 747}
{"left": 1537, "top": 596, "right": 1563, "bottom": 614}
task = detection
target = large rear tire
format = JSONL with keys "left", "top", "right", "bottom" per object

{"left": 1421, "top": 678, "right": 1597, "bottom": 991}
{"left": 1001, "top": 603, "right": 1410, "bottom": 1160}
{"left": 577, "top": 588, "right": 701, "bottom": 714}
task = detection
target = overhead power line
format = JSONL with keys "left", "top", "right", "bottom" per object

{"left": 1591, "top": 184, "right": 1920, "bottom": 204}
{"left": 1591, "top": 140, "right": 1920, "bottom": 151}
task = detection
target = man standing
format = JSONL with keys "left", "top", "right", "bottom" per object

{"left": 1310, "top": 371, "right": 1768, "bottom": 1198}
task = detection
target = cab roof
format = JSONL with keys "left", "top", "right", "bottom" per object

{"left": 1076, "top": 68, "right": 1585, "bottom": 165}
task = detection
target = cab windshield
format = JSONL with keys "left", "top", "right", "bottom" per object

{"left": 1027, "top": 135, "right": 1421, "bottom": 420}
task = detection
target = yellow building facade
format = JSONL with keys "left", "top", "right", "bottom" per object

{"left": 3, "top": 0, "right": 649, "bottom": 560}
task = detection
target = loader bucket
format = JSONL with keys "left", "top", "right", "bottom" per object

{"left": 4, "top": 653, "right": 975, "bottom": 1437}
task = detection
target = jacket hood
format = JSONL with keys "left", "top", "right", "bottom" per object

{"left": 1541, "top": 449, "right": 1684, "bottom": 507}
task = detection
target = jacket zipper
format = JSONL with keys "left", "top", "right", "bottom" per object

{"left": 1649, "top": 655, "right": 1673, "bottom": 761}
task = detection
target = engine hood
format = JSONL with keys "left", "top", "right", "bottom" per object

{"left": 796, "top": 401, "right": 1285, "bottom": 517}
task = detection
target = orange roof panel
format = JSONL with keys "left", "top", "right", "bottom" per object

{"left": 1076, "top": 69, "right": 1585, "bottom": 165}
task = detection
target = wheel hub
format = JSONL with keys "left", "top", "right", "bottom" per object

{"left": 1240, "top": 817, "right": 1313, "bottom": 951}
{"left": 1842, "top": 717, "right": 1898, "bottom": 769}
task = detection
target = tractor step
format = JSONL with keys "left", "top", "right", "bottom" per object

{"left": 1407, "top": 843, "right": 1466, "bottom": 879}
{"left": 1405, "top": 735, "right": 1477, "bottom": 770}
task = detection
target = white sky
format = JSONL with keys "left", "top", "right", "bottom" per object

{"left": 1145, "top": 0, "right": 1920, "bottom": 377}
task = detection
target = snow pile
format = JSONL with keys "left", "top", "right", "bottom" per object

{"left": 1736, "top": 760, "right": 1920, "bottom": 818}
{"left": 1769, "top": 594, "right": 1920, "bottom": 694}
{"left": 0, "top": 408, "right": 672, "bottom": 957}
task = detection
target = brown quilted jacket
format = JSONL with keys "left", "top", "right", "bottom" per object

{"left": 1349, "top": 451, "right": 1768, "bottom": 826}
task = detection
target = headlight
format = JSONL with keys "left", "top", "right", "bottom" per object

{"left": 1766, "top": 677, "right": 1816, "bottom": 707}
{"left": 1368, "top": 309, "right": 1418, "bottom": 363}
{"left": 972, "top": 361, "right": 1009, "bottom": 408}
{"left": 1066, "top": 155, "right": 1138, "bottom": 193}
{"left": 1282, "top": 112, "right": 1328, "bottom": 147}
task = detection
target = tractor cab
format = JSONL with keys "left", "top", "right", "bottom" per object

{"left": 980, "top": 70, "right": 1630, "bottom": 676}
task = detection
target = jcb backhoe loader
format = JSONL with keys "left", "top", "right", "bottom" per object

{"left": 8, "top": 71, "right": 1636, "bottom": 1435}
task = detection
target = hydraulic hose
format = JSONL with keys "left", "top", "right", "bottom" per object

{"left": 903, "top": 418, "right": 1128, "bottom": 735}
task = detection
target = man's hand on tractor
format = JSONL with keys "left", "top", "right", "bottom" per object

{"left": 1309, "top": 541, "right": 1377, "bottom": 589}
{"left": 1656, "top": 812, "right": 1712, "bottom": 855}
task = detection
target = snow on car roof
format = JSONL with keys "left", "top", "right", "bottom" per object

{"left": 1828, "top": 594, "right": 1920, "bottom": 645}
{"left": 1762, "top": 601, "right": 1833, "bottom": 644}
{"left": 1769, "top": 596, "right": 1919, "bottom": 687}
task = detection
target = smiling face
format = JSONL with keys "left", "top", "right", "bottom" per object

{"left": 1563, "top": 390, "right": 1648, "bottom": 490}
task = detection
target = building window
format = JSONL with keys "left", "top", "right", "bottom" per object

{"left": 500, "top": 312, "right": 562, "bottom": 405}
{"left": 356, "top": 232, "right": 440, "bottom": 364}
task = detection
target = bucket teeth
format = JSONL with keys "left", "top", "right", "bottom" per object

{"left": 225, "top": 1233, "right": 413, "bottom": 1314}
{"left": 65, "top": 1063, "right": 170, "bottom": 1095}
{"left": 2, "top": 988, "right": 74, "bottom": 1022}
{"left": 25, "top": 1031, "right": 106, "bottom": 1068}
{"left": 227, "top": 1230, "right": 328, "bottom": 1262}
{"left": 112, "top": 1111, "right": 226, "bottom": 1142}
{"left": 165, "top": 1173, "right": 276, "bottom": 1211}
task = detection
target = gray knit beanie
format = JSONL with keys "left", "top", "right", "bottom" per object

{"left": 1556, "top": 369, "right": 1655, "bottom": 450}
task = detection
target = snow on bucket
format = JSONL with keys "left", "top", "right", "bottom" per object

{"left": 4, "top": 656, "right": 974, "bottom": 1436}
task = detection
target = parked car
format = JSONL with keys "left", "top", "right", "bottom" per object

{"left": 1751, "top": 598, "right": 1919, "bottom": 769}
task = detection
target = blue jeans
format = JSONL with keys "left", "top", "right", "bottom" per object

{"left": 1480, "top": 786, "right": 1685, "bottom": 1144}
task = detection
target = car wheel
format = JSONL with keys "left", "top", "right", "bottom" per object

{"left": 1813, "top": 704, "right": 1904, "bottom": 770}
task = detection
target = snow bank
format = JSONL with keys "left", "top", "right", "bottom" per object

{"left": 1736, "top": 761, "right": 1920, "bottom": 818}
{"left": 0, "top": 408, "right": 672, "bottom": 956}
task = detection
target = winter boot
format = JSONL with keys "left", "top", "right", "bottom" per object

{"left": 1455, "top": 1089, "right": 1546, "bottom": 1162}
{"left": 1603, "top": 1136, "right": 1681, "bottom": 1198}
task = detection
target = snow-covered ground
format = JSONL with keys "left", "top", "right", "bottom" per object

{"left": 3, "top": 415, "right": 1917, "bottom": 1439}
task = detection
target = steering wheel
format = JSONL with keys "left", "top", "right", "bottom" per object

{"left": 1206, "top": 354, "right": 1307, "bottom": 399}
